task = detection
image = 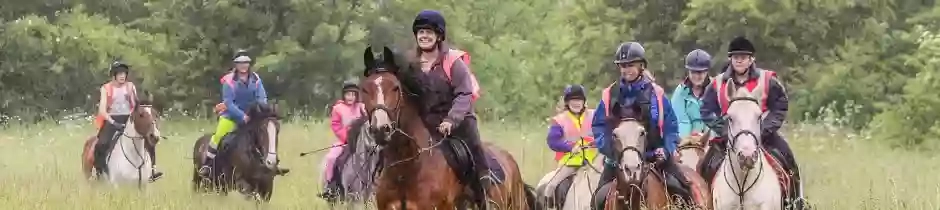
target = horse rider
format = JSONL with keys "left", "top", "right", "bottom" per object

{"left": 93, "top": 61, "right": 164, "bottom": 182}
{"left": 699, "top": 36, "right": 806, "bottom": 206}
{"left": 398, "top": 9, "right": 491, "bottom": 209}
{"left": 200, "top": 49, "right": 285, "bottom": 176}
{"left": 591, "top": 42, "right": 694, "bottom": 201}
{"left": 542, "top": 85, "right": 598, "bottom": 202}
{"left": 671, "top": 49, "right": 714, "bottom": 139}
{"left": 319, "top": 80, "right": 365, "bottom": 200}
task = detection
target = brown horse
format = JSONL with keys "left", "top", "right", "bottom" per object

{"left": 81, "top": 94, "right": 162, "bottom": 183}
{"left": 191, "top": 103, "right": 287, "bottom": 201}
{"left": 359, "top": 46, "right": 537, "bottom": 210}
{"left": 596, "top": 105, "right": 711, "bottom": 209}
{"left": 677, "top": 131, "right": 711, "bottom": 172}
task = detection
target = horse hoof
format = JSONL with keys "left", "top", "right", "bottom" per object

{"left": 276, "top": 168, "right": 291, "bottom": 175}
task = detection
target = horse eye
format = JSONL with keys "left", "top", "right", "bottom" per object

{"left": 640, "top": 131, "right": 647, "bottom": 136}
{"left": 392, "top": 86, "right": 400, "bottom": 92}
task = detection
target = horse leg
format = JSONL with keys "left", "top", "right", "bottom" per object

{"left": 82, "top": 137, "right": 97, "bottom": 181}
{"left": 257, "top": 179, "right": 274, "bottom": 202}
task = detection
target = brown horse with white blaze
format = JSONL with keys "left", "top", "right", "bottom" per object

{"left": 360, "top": 46, "right": 537, "bottom": 209}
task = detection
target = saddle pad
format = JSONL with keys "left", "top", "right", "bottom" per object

{"left": 484, "top": 150, "right": 506, "bottom": 183}
{"left": 764, "top": 151, "right": 791, "bottom": 198}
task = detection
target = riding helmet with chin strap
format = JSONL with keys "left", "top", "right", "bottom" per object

{"left": 684, "top": 49, "right": 712, "bottom": 71}
{"left": 563, "top": 84, "right": 587, "bottom": 101}
{"left": 727, "top": 36, "right": 756, "bottom": 55}
{"left": 613, "top": 42, "right": 647, "bottom": 65}
{"left": 341, "top": 80, "right": 359, "bottom": 93}
{"left": 412, "top": 10, "right": 447, "bottom": 41}
{"left": 109, "top": 61, "right": 130, "bottom": 77}
{"left": 233, "top": 49, "right": 252, "bottom": 63}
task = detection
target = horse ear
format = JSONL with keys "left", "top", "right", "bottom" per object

{"left": 382, "top": 46, "right": 397, "bottom": 69}
{"left": 363, "top": 46, "right": 376, "bottom": 76}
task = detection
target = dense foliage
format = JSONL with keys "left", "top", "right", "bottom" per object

{"left": 1, "top": 0, "right": 939, "bottom": 147}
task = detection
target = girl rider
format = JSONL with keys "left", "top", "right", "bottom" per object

{"left": 542, "top": 85, "right": 597, "bottom": 203}
{"left": 319, "top": 81, "right": 365, "bottom": 199}
{"left": 93, "top": 61, "right": 163, "bottom": 182}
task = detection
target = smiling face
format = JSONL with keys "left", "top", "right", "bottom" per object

{"left": 415, "top": 29, "right": 440, "bottom": 51}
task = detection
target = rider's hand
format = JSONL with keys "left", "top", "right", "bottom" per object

{"left": 243, "top": 115, "right": 250, "bottom": 122}
{"left": 654, "top": 148, "right": 665, "bottom": 160}
{"left": 438, "top": 121, "right": 453, "bottom": 136}
{"left": 571, "top": 145, "right": 582, "bottom": 153}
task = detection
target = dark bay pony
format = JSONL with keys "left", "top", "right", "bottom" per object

{"left": 594, "top": 102, "right": 711, "bottom": 209}
{"left": 359, "top": 46, "right": 537, "bottom": 209}
{"left": 192, "top": 103, "right": 287, "bottom": 201}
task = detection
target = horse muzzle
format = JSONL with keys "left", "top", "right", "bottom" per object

{"left": 737, "top": 151, "right": 758, "bottom": 169}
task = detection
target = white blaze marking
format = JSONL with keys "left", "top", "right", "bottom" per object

{"left": 265, "top": 121, "right": 278, "bottom": 166}
{"left": 374, "top": 76, "right": 385, "bottom": 105}
{"left": 371, "top": 77, "right": 391, "bottom": 127}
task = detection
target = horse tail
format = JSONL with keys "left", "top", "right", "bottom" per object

{"left": 524, "top": 184, "right": 543, "bottom": 210}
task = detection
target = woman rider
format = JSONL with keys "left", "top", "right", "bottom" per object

{"left": 199, "top": 50, "right": 274, "bottom": 175}
{"left": 670, "top": 49, "right": 713, "bottom": 138}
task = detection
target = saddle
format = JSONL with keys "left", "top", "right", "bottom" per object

{"left": 438, "top": 137, "right": 505, "bottom": 185}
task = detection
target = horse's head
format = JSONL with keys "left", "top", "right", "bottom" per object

{"left": 247, "top": 103, "right": 282, "bottom": 169}
{"left": 359, "top": 45, "right": 406, "bottom": 145}
{"left": 607, "top": 102, "right": 649, "bottom": 182}
{"left": 725, "top": 86, "right": 764, "bottom": 169}
{"left": 131, "top": 91, "right": 162, "bottom": 142}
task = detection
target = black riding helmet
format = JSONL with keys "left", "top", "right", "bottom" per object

{"left": 613, "top": 42, "right": 647, "bottom": 65}
{"left": 341, "top": 80, "right": 359, "bottom": 93}
{"left": 563, "top": 84, "right": 587, "bottom": 101}
{"left": 109, "top": 61, "right": 130, "bottom": 77}
{"left": 728, "top": 36, "right": 756, "bottom": 55}
{"left": 412, "top": 10, "right": 447, "bottom": 41}
{"left": 233, "top": 49, "right": 252, "bottom": 63}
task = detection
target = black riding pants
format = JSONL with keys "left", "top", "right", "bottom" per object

{"left": 94, "top": 115, "right": 130, "bottom": 172}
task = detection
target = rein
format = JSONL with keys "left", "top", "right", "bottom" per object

{"left": 115, "top": 104, "right": 157, "bottom": 187}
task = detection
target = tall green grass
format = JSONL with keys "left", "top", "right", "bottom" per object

{"left": 1, "top": 118, "right": 938, "bottom": 209}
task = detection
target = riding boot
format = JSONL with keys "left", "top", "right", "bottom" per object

{"left": 93, "top": 123, "right": 118, "bottom": 178}
{"left": 199, "top": 147, "right": 217, "bottom": 177}
{"left": 455, "top": 117, "right": 491, "bottom": 209}
{"left": 767, "top": 132, "right": 806, "bottom": 209}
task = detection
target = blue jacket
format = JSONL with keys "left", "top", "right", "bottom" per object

{"left": 221, "top": 71, "right": 268, "bottom": 124}
{"left": 670, "top": 79, "right": 715, "bottom": 138}
{"left": 592, "top": 77, "right": 680, "bottom": 164}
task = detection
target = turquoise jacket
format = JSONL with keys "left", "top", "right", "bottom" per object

{"left": 669, "top": 79, "right": 713, "bottom": 138}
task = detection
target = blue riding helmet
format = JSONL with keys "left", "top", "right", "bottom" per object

{"left": 412, "top": 10, "right": 447, "bottom": 40}
{"left": 684, "top": 49, "right": 712, "bottom": 71}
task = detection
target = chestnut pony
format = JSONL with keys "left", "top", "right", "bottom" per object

{"left": 359, "top": 46, "right": 537, "bottom": 209}
{"left": 595, "top": 102, "right": 711, "bottom": 209}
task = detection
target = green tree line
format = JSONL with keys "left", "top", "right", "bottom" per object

{"left": 1, "top": 0, "right": 939, "bottom": 147}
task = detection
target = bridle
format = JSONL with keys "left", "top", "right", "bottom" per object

{"left": 721, "top": 97, "right": 766, "bottom": 201}
{"left": 610, "top": 117, "right": 652, "bottom": 205}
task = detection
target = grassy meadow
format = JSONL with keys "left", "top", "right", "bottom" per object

{"left": 1, "top": 117, "right": 939, "bottom": 209}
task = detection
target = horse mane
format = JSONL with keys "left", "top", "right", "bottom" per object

{"left": 344, "top": 118, "right": 369, "bottom": 153}
{"left": 731, "top": 86, "right": 755, "bottom": 100}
